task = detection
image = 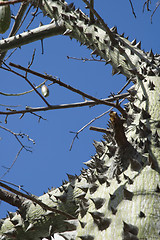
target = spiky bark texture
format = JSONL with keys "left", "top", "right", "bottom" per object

{"left": 0, "top": 0, "right": 160, "bottom": 239}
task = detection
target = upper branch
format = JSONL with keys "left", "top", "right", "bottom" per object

{"left": 0, "top": 19, "right": 65, "bottom": 52}
{"left": 1, "top": 0, "right": 159, "bottom": 80}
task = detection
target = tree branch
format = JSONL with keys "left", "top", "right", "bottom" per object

{"left": 1, "top": 147, "right": 23, "bottom": 179}
{"left": 0, "top": 0, "right": 27, "bottom": 5}
{"left": 0, "top": 2, "right": 29, "bottom": 64}
{"left": 89, "top": 126, "right": 109, "bottom": 134}
{"left": 69, "top": 97, "right": 126, "bottom": 150}
{"left": 0, "top": 181, "right": 75, "bottom": 219}
{"left": 0, "top": 125, "right": 35, "bottom": 151}
{"left": 0, "top": 20, "right": 66, "bottom": 53}
{"left": 0, "top": 93, "right": 129, "bottom": 116}
{"left": 0, "top": 79, "right": 46, "bottom": 96}
{"left": 128, "top": 0, "right": 136, "bottom": 18}
{"left": 23, "top": 75, "right": 50, "bottom": 107}
{"left": 9, "top": 62, "right": 127, "bottom": 117}
{"left": 0, "top": 187, "right": 25, "bottom": 208}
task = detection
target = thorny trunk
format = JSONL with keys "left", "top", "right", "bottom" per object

{"left": 0, "top": 0, "right": 160, "bottom": 239}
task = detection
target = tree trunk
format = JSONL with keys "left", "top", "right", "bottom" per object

{"left": 0, "top": 0, "right": 160, "bottom": 239}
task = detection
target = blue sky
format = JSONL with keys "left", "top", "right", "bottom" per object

{"left": 0, "top": 0, "right": 159, "bottom": 218}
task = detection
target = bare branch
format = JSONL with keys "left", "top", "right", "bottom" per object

{"left": 2, "top": 62, "right": 50, "bottom": 106}
{"left": 0, "top": 20, "right": 66, "bottom": 53}
{"left": 0, "top": 79, "right": 46, "bottom": 96}
{"left": 89, "top": 126, "right": 109, "bottom": 134}
{"left": 0, "top": 147, "right": 23, "bottom": 180}
{"left": 0, "top": 104, "right": 20, "bottom": 107}
{"left": 28, "top": 48, "right": 36, "bottom": 69}
{"left": 26, "top": 3, "right": 41, "bottom": 29}
{"left": 143, "top": 0, "right": 151, "bottom": 12}
{"left": 0, "top": 2, "right": 29, "bottom": 64}
{"left": 0, "top": 94, "right": 129, "bottom": 116}
{"left": 9, "top": 62, "right": 127, "bottom": 117}
{"left": 0, "top": 179, "right": 30, "bottom": 195}
{"left": 0, "top": 0, "right": 27, "bottom": 6}
{"left": 0, "top": 125, "right": 35, "bottom": 151}
{"left": 69, "top": 108, "right": 112, "bottom": 151}
{"left": 151, "top": 1, "right": 160, "bottom": 23}
{"left": 30, "top": 112, "right": 47, "bottom": 122}
{"left": 4, "top": 47, "right": 18, "bottom": 62}
{"left": 0, "top": 181, "right": 75, "bottom": 219}
{"left": 69, "top": 79, "right": 131, "bottom": 150}
{"left": 21, "top": 77, "right": 50, "bottom": 107}
{"left": 9, "top": 2, "right": 29, "bottom": 36}
{"left": 128, "top": 0, "right": 136, "bottom": 18}
{"left": 0, "top": 187, "right": 25, "bottom": 208}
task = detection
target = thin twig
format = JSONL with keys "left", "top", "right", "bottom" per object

{"left": 151, "top": 1, "right": 160, "bottom": 23}
{"left": 30, "top": 112, "right": 47, "bottom": 122}
{"left": 0, "top": 147, "right": 23, "bottom": 179}
{"left": 0, "top": 104, "right": 20, "bottom": 107}
{"left": 0, "top": 179, "right": 30, "bottom": 195}
{"left": 128, "top": 0, "right": 136, "bottom": 18}
{"left": 9, "top": 62, "right": 126, "bottom": 116}
{"left": 2, "top": 62, "right": 50, "bottom": 106}
{"left": 26, "top": 4, "right": 39, "bottom": 29}
{"left": 23, "top": 76, "right": 50, "bottom": 106}
{"left": 69, "top": 108, "right": 112, "bottom": 150}
{"left": 0, "top": 77, "right": 46, "bottom": 96}
{"left": 4, "top": 48, "right": 18, "bottom": 62}
{"left": 143, "top": 0, "right": 151, "bottom": 12}
{"left": 28, "top": 49, "right": 36, "bottom": 69}
{"left": 69, "top": 99, "right": 127, "bottom": 150}
{"left": 69, "top": 78, "right": 132, "bottom": 150}
{"left": 0, "top": 125, "right": 34, "bottom": 151}
{"left": 12, "top": 2, "right": 31, "bottom": 36}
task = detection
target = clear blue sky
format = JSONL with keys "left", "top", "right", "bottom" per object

{"left": 0, "top": 0, "right": 159, "bottom": 218}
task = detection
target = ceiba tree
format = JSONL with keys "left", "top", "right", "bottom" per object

{"left": 0, "top": 0, "right": 160, "bottom": 239}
